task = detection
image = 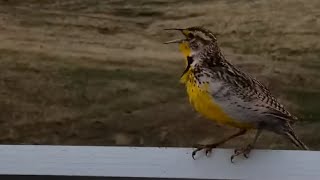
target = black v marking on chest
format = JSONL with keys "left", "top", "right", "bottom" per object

{"left": 181, "top": 56, "right": 194, "bottom": 77}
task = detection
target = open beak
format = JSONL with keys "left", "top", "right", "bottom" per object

{"left": 163, "top": 28, "right": 187, "bottom": 44}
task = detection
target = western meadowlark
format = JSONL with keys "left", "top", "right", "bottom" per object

{"left": 164, "top": 26, "right": 309, "bottom": 162}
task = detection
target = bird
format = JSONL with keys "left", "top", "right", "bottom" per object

{"left": 164, "top": 26, "right": 309, "bottom": 162}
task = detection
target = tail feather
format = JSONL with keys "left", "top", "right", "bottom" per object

{"left": 285, "top": 130, "right": 309, "bottom": 150}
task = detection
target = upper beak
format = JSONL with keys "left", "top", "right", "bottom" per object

{"left": 163, "top": 28, "right": 187, "bottom": 44}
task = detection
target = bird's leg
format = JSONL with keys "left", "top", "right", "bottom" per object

{"left": 192, "top": 129, "right": 247, "bottom": 159}
{"left": 231, "top": 129, "right": 262, "bottom": 163}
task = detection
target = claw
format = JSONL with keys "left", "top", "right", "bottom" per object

{"left": 205, "top": 149, "right": 212, "bottom": 156}
{"left": 230, "top": 144, "right": 253, "bottom": 163}
{"left": 230, "top": 155, "right": 236, "bottom": 163}
{"left": 192, "top": 151, "right": 197, "bottom": 160}
{"left": 234, "top": 149, "right": 239, "bottom": 154}
{"left": 191, "top": 145, "right": 203, "bottom": 160}
{"left": 191, "top": 144, "right": 217, "bottom": 159}
{"left": 230, "top": 148, "right": 241, "bottom": 163}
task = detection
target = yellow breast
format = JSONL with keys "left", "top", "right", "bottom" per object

{"left": 177, "top": 41, "right": 253, "bottom": 129}
{"left": 184, "top": 74, "right": 253, "bottom": 129}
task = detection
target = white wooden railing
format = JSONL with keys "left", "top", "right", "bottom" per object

{"left": 0, "top": 145, "right": 318, "bottom": 180}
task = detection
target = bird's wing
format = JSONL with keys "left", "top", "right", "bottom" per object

{"left": 206, "top": 61, "right": 297, "bottom": 123}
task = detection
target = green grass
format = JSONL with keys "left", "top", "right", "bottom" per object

{"left": 283, "top": 88, "right": 320, "bottom": 122}
{"left": 0, "top": 48, "right": 188, "bottom": 145}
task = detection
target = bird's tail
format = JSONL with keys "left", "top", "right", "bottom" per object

{"left": 284, "top": 128, "right": 309, "bottom": 150}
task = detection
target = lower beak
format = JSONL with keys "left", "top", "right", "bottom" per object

{"left": 163, "top": 38, "right": 186, "bottom": 44}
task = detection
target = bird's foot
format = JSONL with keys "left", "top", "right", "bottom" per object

{"left": 192, "top": 143, "right": 218, "bottom": 160}
{"left": 230, "top": 144, "right": 253, "bottom": 163}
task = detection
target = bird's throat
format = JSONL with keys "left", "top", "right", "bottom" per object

{"left": 179, "top": 42, "right": 191, "bottom": 58}
{"left": 178, "top": 42, "right": 193, "bottom": 80}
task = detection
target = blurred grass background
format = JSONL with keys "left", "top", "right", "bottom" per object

{"left": 0, "top": 0, "right": 319, "bottom": 149}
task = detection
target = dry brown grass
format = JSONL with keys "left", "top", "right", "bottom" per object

{"left": 0, "top": 0, "right": 319, "bottom": 150}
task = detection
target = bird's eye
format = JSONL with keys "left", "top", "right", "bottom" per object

{"left": 188, "top": 33, "right": 194, "bottom": 39}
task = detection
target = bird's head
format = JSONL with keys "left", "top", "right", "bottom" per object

{"left": 164, "top": 27, "right": 219, "bottom": 79}
{"left": 164, "top": 26, "right": 217, "bottom": 59}
{"left": 164, "top": 26, "right": 219, "bottom": 80}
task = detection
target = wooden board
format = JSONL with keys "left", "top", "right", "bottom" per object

{"left": 0, "top": 145, "right": 318, "bottom": 180}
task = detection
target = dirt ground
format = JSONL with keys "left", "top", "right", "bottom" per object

{"left": 0, "top": 0, "right": 319, "bottom": 150}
